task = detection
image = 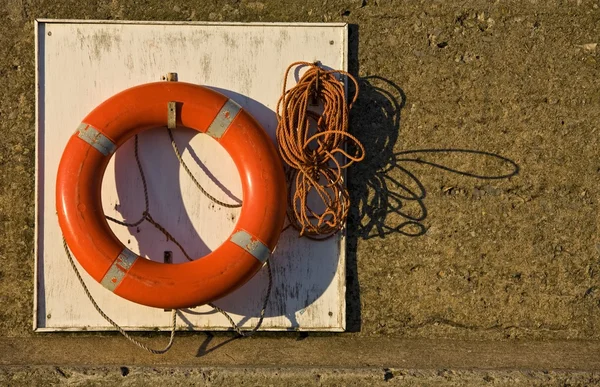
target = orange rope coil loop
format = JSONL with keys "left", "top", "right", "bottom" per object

{"left": 276, "top": 61, "right": 365, "bottom": 239}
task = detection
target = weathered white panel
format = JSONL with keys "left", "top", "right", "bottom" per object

{"left": 35, "top": 20, "right": 347, "bottom": 331}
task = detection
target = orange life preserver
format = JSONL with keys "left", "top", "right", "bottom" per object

{"left": 56, "top": 81, "right": 286, "bottom": 309}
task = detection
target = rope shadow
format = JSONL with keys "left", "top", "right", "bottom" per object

{"left": 177, "top": 132, "right": 242, "bottom": 205}
{"left": 345, "top": 74, "right": 520, "bottom": 329}
{"left": 110, "top": 128, "right": 214, "bottom": 263}
{"left": 196, "top": 333, "right": 240, "bottom": 358}
{"left": 348, "top": 76, "right": 520, "bottom": 239}
{"left": 357, "top": 148, "right": 520, "bottom": 239}
{"left": 345, "top": 73, "right": 404, "bottom": 331}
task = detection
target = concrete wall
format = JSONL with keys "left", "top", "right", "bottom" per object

{"left": 1, "top": 0, "right": 599, "bottom": 384}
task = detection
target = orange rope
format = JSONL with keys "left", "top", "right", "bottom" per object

{"left": 276, "top": 61, "right": 365, "bottom": 239}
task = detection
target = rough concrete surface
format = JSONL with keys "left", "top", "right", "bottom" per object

{"left": 3, "top": 366, "right": 600, "bottom": 387}
{"left": 1, "top": 0, "right": 599, "bottom": 385}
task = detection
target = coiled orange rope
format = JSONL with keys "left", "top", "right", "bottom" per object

{"left": 276, "top": 61, "right": 365, "bottom": 239}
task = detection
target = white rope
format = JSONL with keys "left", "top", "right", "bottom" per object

{"left": 63, "top": 238, "right": 176, "bottom": 354}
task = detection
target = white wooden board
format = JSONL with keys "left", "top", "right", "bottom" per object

{"left": 34, "top": 20, "right": 347, "bottom": 331}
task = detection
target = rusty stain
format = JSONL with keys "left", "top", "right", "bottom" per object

{"left": 251, "top": 35, "right": 265, "bottom": 47}
{"left": 279, "top": 29, "right": 290, "bottom": 42}
{"left": 275, "top": 29, "right": 291, "bottom": 53}
{"left": 222, "top": 32, "right": 239, "bottom": 49}
{"left": 124, "top": 54, "right": 134, "bottom": 71}
{"left": 224, "top": 110, "right": 230, "bottom": 119}
{"left": 200, "top": 53, "right": 212, "bottom": 78}
{"left": 87, "top": 28, "right": 122, "bottom": 61}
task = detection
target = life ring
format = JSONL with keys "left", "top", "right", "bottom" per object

{"left": 56, "top": 81, "right": 287, "bottom": 309}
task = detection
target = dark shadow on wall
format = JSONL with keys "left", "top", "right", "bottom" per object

{"left": 345, "top": 23, "right": 362, "bottom": 333}
{"left": 344, "top": 24, "right": 519, "bottom": 332}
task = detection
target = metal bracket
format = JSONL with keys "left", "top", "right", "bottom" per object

{"left": 163, "top": 73, "right": 178, "bottom": 129}
{"left": 230, "top": 230, "right": 271, "bottom": 263}
{"left": 76, "top": 123, "right": 116, "bottom": 156}
{"left": 168, "top": 102, "right": 177, "bottom": 129}
{"left": 162, "top": 72, "right": 178, "bottom": 81}
{"left": 206, "top": 99, "right": 241, "bottom": 139}
{"left": 100, "top": 248, "right": 138, "bottom": 292}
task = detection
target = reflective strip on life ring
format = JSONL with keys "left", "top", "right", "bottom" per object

{"left": 56, "top": 82, "right": 287, "bottom": 309}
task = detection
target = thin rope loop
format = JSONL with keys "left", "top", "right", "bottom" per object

{"left": 63, "top": 238, "right": 176, "bottom": 355}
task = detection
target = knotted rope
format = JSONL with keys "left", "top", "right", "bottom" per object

{"left": 276, "top": 62, "right": 365, "bottom": 239}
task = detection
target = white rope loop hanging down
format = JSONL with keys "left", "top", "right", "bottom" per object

{"left": 63, "top": 238, "right": 176, "bottom": 354}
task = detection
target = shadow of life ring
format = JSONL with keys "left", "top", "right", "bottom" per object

{"left": 56, "top": 81, "right": 287, "bottom": 309}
